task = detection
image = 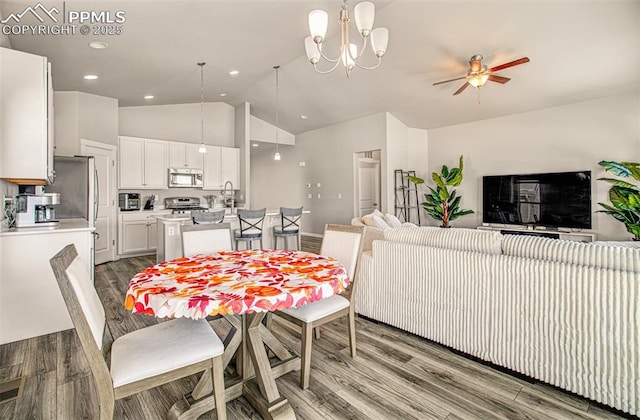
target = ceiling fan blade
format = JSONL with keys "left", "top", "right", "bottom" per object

{"left": 433, "top": 76, "right": 467, "bottom": 86}
{"left": 488, "top": 74, "right": 511, "bottom": 84}
{"left": 453, "top": 82, "right": 469, "bottom": 95}
{"left": 489, "top": 57, "right": 530, "bottom": 72}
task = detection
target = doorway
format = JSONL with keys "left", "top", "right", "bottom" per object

{"left": 81, "top": 139, "right": 117, "bottom": 264}
{"left": 353, "top": 150, "right": 381, "bottom": 217}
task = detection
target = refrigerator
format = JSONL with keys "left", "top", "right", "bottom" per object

{"left": 46, "top": 155, "right": 97, "bottom": 264}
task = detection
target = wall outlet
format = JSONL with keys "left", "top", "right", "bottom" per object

{"left": 316, "top": 183, "right": 321, "bottom": 188}
{"left": 337, "top": 193, "right": 342, "bottom": 199}
{"left": 307, "top": 193, "right": 312, "bottom": 199}
{"left": 317, "top": 193, "right": 321, "bottom": 199}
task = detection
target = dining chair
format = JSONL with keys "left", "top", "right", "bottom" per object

{"left": 234, "top": 208, "right": 266, "bottom": 250}
{"left": 193, "top": 209, "right": 226, "bottom": 224}
{"left": 273, "top": 207, "right": 303, "bottom": 250}
{"left": 275, "top": 224, "right": 364, "bottom": 389}
{"left": 182, "top": 222, "right": 233, "bottom": 256}
{"left": 50, "top": 244, "right": 227, "bottom": 420}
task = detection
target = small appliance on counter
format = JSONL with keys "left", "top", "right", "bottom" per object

{"left": 14, "top": 192, "right": 60, "bottom": 227}
{"left": 119, "top": 193, "right": 141, "bottom": 211}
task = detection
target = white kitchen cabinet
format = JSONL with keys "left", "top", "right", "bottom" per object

{"left": 0, "top": 220, "right": 94, "bottom": 344}
{"left": 0, "top": 47, "right": 54, "bottom": 184}
{"left": 169, "top": 142, "right": 203, "bottom": 169}
{"left": 118, "top": 136, "right": 168, "bottom": 189}
{"left": 203, "top": 146, "right": 240, "bottom": 190}
{"left": 118, "top": 211, "right": 168, "bottom": 255}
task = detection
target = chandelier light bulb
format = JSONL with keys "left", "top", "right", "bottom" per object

{"left": 370, "top": 27, "right": 389, "bottom": 57}
{"left": 354, "top": 1, "right": 375, "bottom": 36}
{"left": 305, "top": 36, "right": 321, "bottom": 64}
{"left": 308, "top": 10, "right": 328, "bottom": 42}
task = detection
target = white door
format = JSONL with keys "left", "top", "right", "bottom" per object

{"left": 81, "top": 140, "right": 117, "bottom": 265}
{"left": 356, "top": 158, "right": 380, "bottom": 216}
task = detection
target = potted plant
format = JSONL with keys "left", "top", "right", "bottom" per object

{"left": 597, "top": 160, "right": 640, "bottom": 240}
{"left": 408, "top": 155, "right": 474, "bottom": 228}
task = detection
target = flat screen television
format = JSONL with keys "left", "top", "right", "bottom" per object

{"left": 482, "top": 171, "right": 592, "bottom": 229}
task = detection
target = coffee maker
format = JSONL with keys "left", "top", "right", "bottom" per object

{"left": 15, "top": 192, "right": 60, "bottom": 227}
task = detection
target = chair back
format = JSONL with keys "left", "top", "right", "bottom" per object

{"left": 279, "top": 207, "right": 303, "bottom": 232}
{"left": 182, "top": 222, "right": 233, "bottom": 256}
{"left": 50, "top": 244, "right": 113, "bottom": 395}
{"left": 193, "top": 209, "right": 225, "bottom": 224}
{"left": 320, "top": 224, "right": 364, "bottom": 295}
{"left": 237, "top": 208, "right": 266, "bottom": 237}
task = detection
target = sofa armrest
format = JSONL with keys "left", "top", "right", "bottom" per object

{"left": 361, "top": 226, "right": 385, "bottom": 252}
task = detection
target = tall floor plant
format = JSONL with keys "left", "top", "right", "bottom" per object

{"left": 408, "top": 156, "right": 474, "bottom": 228}
{"left": 598, "top": 160, "right": 640, "bottom": 240}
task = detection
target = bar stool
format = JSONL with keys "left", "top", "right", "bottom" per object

{"left": 193, "top": 209, "right": 225, "bottom": 224}
{"left": 273, "top": 207, "right": 303, "bottom": 250}
{"left": 234, "top": 208, "right": 266, "bottom": 250}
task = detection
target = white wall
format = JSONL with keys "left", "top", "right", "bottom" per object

{"left": 235, "top": 103, "right": 251, "bottom": 206}
{"left": 386, "top": 113, "right": 409, "bottom": 216}
{"left": 119, "top": 102, "right": 235, "bottom": 147}
{"left": 54, "top": 91, "right": 118, "bottom": 156}
{"left": 250, "top": 115, "right": 295, "bottom": 145}
{"left": 251, "top": 113, "right": 388, "bottom": 234}
{"left": 0, "top": 30, "right": 14, "bottom": 218}
{"left": 428, "top": 92, "right": 640, "bottom": 240}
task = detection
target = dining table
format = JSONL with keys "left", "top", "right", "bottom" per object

{"left": 124, "top": 248, "right": 350, "bottom": 420}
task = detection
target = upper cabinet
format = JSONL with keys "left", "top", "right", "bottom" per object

{"left": 119, "top": 136, "right": 168, "bottom": 189}
{"left": 169, "top": 142, "right": 203, "bottom": 169}
{"left": 203, "top": 146, "right": 239, "bottom": 190}
{"left": 0, "top": 48, "right": 54, "bottom": 184}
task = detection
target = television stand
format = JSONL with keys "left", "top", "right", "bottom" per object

{"left": 478, "top": 225, "right": 596, "bottom": 242}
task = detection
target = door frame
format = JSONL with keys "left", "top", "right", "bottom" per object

{"left": 81, "top": 139, "right": 117, "bottom": 263}
{"left": 353, "top": 154, "right": 381, "bottom": 217}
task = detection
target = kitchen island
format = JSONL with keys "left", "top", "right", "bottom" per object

{"left": 156, "top": 209, "right": 310, "bottom": 263}
{"left": 0, "top": 218, "right": 95, "bottom": 344}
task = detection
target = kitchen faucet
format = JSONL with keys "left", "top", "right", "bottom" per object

{"left": 223, "top": 180, "right": 234, "bottom": 214}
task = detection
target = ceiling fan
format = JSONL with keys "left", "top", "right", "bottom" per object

{"left": 434, "top": 54, "right": 530, "bottom": 95}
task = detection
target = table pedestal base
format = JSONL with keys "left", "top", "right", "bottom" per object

{"left": 167, "top": 313, "right": 299, "bottom": 420}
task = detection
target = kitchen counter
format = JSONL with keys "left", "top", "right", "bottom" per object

{"left": 0, "top": 218, "right": 95, "bottom": 236}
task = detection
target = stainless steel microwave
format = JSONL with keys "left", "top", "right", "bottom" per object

{"left": 168, "top": 168, "right": 203, "bottom": 188}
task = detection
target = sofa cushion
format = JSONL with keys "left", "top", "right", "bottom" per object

{"left": 383, "top": 227, "right": 503, "bottom": 255}
{"left": 502, "top": 235, "right": 640, "bottom": 272}
{"left": 384, "top": 213, "right": 403, "bottom": 228}
{"left": 363, "top": 214, "right": 390, "bottom": 230}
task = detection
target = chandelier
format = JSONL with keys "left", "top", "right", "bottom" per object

{"left": 304, "top": 0, "right": 389, "bottom": 78}
{"left": 197, "top": 62, "right": 207, "bottom": 153}
{"left": 273, "top": 65, "right": 281, "bottom": 161}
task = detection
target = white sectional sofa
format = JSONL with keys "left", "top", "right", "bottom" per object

{"left": 355, "top": 227, "right": 640, "bottom": 416}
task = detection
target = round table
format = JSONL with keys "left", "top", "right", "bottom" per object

{"left": 125, "top": 249, "right": 350, "bottom": 420}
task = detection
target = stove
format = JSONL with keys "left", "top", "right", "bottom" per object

{"left": 164, "top": 197, "right": 208, "bottom": 214}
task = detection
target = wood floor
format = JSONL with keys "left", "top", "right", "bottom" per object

{"left": 0, "top": 252, "right": 632, "bottom": 419}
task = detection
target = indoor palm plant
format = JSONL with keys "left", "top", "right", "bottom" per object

{"left": 598, "top": 160, "right": 640, "bottom": 240}
{"left": 408, "top": 156, "right": 474, "bottom": 228}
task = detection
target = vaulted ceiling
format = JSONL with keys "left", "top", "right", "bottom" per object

{"left": 2, "top": 0, "right": 639, "bottom": 135}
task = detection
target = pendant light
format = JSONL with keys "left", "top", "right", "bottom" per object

{"left": 197, "top": 62, "right": 207, "bottom": 153}
{"left": 273, "top": 65, "right": 281, "bottom": 161}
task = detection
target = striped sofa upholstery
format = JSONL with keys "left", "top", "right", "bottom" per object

{"left": 355, "top": 229, "right": 639, "bottom": 416}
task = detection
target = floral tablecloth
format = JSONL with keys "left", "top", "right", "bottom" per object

{"left": 125, "top": 249, "right": 350, "bottom": 319}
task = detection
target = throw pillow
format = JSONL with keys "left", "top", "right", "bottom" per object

{"left": 384, "top": 213, "right": 403, "bottom": 228}
{"left": 363, "top": 214, "right": 390, "bottom": 230}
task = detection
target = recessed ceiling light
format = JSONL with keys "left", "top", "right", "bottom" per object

{"left": 300, "top": 115, "right": 309, "bottom": 119}
{"left": 83, "top": 74, "right": 99, "bottom": 80}
{"left": 88, "top": 41, "right": 108, "bottom": 49}
{"left": 252, "top": 143, "right": 259, "bottom": 147}
{"left": 144, "top": 95, "right": 154, "bottom": 100}
{"left": 220, "top": 93, "right": 227, "bottom": 97}
{"left": 229, "top": 70, "right": 239, "bottom": 76}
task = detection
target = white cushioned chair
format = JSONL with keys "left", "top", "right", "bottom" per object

{"left": 276, "top": 224, "right": 364, "bottom": 389}
{"left": 182, "top": 222, "right": 233, "bottom": 257}
{"left": 50, "top": 244, "right": 227, "bottom": 420}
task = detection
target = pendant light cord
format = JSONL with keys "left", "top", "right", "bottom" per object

{"left": 199, "top": 63, "right": 205, "bottom": 144}
{"left": 274, "top": 65, "right": 280, "bottom": 154}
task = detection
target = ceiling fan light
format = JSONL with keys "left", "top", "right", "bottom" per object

{"left": 370, "top": 27, "right": 389, "bottom": 57}
{"left": 468, "top": 73, "right": 489, "bottom": 88}
{"left": 304, "top": 36, "right": 320, "bottom": 64}
{"left": 354, "top": 1, "right": 375, "bottom": 36}
{"left": 308, "top": 10, "right": 328, "bottom": 42}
